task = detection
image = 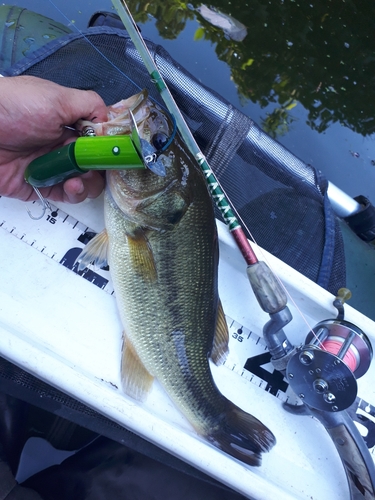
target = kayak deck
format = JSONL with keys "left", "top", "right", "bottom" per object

{"left": 0, "top": 195, "right": 375, "bottom": 499}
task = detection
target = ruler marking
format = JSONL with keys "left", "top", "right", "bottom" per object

{"left": 0, "top": 198, "right": 113, "bottom": 295}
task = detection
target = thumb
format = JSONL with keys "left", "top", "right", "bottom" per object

{"left": 59, "top": 88, "right": 108, "bottom": 125}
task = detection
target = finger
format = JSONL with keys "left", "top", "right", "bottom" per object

{"left": 62, "top": 171, "right": 105, "bottom": 204}
{"left": 60, "top": 88, "right": 108, "bottom": 125}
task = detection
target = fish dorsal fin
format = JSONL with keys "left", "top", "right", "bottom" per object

{"left": 76, "top": 229, "right": 109, "bottom": 271}
{"left": 127, "top": 229, "right": 157, "bottom": 282}
{"left": 210, "top": 299, "right": 229, "bottom": 366}
{"left": 122, "top": 336, "right": 154, "bottom": 401}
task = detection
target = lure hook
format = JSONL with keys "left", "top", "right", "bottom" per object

{"left": 26, "top": 187, "right": 52, "bottom": 220}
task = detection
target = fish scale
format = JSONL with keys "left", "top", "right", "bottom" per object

{"left": 105, "top": 174, "right": 218, "bottom": 405}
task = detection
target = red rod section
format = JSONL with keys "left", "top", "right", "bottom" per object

{"left": 231, "top": 227, "right": 258, "bottom": 265}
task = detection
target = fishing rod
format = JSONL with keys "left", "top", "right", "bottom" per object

{"left": 109, "top": 0, "right": 293, "bottom": 318}
{"left": 110, "top": 1, "right": 256, "bottom": 262}
{"left": 108, "top": 2, "right": 375, "bottom": 498}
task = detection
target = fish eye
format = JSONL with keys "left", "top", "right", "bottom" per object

{"left": 152, "top": 132, "right": 169, "bottom": 151}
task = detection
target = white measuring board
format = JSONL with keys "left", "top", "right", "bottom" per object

{"left": 1, "top": 194, "right": 375, "bottom": 500}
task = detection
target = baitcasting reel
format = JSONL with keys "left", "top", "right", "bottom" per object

{"left": 247, "top": 262, "right": 375, "bottom": 498}
{"left": 286, "top": 290, "right": 373, "bottom": 412}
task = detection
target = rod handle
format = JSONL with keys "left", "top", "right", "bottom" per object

{"left": 246, "top": 261, "right": 288, "bottom": 314}
{"left": 310, "top": 408, "right": 375, "bottom": 500}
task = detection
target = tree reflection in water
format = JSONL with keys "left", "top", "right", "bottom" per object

{"left": 127, "top": 0, "right": 375, "bottom": 138}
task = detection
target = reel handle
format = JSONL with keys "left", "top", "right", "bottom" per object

{"left": 308, "top": 406, "right": 375, "bottom": 500}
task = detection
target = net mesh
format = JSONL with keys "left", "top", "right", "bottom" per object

{"left": 5, "top": 26, "right": 346, "bottom": 294}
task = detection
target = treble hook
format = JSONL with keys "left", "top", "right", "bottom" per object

{"left": 26, "top": 187, "right": 53, "bottom": 220}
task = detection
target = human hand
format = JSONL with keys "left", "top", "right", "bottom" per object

{"left": 0, "top": 75, "right": 108, "bottom": 203}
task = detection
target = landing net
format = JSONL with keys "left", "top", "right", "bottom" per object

{"left": 2, "top": 16, "right": 345, "bottom": 294}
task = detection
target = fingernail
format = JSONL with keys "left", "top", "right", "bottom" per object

{"left": 76, "top": 181, "right": 85, "bottom": 195}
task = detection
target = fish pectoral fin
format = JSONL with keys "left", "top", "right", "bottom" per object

{"left": 76, "top": 229, "right": 109, "bottom": 271}
{"left": 127, "top": 229, "right": 157, "bottom": 282}
{"left": 122, "top": 337, "right": 154, "bottom": 402}
{"left": 210, "top": 299, "right": 229, "bottom": 366}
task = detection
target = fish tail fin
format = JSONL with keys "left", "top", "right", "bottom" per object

{"left": 207, "top": 401, "right": 276, "bottom": 467}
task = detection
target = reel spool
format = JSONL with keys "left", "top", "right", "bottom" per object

{"left": 287, "top": 319, "right": 373, "bottom": 412}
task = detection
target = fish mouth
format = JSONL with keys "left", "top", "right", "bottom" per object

{"left": 120, "top": 92, "right": 173, "bottom": 178}
{"left": 76, "top": 89, "right": 150, "bottom": 136}
{"left": 109, "top": 89, "right": 149, "bottom": 119}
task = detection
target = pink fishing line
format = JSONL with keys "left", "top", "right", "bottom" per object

{"left": 322, "top": 339, "right": 358, "bottom": 372}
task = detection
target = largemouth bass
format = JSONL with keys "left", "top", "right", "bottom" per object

{"left": 77, "top": 91, "right": 275, "bottom": 466}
